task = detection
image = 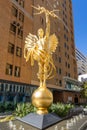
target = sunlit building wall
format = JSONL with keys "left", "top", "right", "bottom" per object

{"left": 76, "top": 48, "right": 87, "bottom": 75}
{"left": 0, "top": 0, "right": 34, "bottom": 102}
{"left": 32, "top": 0, "right": 78, "bottom": 88}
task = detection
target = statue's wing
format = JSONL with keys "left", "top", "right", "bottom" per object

{"left": 24, "top": 33, "right": 38, "bottom": 65}
{"left": 48, "top": 34, "right": 58, "bottom": 53}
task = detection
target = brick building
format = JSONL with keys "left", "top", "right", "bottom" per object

{"left": 32, "top": 0, "right": 83, "bottom": 104}
{"left": 0, "top": 0, "right": 34, "bottom": 103}
{"left": 0, "top": 0, "right": 83, "bottom": 104}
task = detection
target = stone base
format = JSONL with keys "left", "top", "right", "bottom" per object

{"left": 17, "top": 113, "right": 62, "bottom": 130}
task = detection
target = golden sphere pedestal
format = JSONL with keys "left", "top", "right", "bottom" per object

{"left": 32, "top": 86, "right": 53, "bottom": 114}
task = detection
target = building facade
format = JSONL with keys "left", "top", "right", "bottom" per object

{"left": 76, "top": 48, "right": 87, "bottom": 75}
{"left": 0, "top": 0, "right": 83, "bottom": 104}
{"left": 0, "top": 0, "right": 34, "bottom": 103}
{"left": 32, "top": 0, "right": 80, "bottom": 103}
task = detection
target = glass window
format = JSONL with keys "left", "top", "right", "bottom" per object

{"left": 10, "top": 23, "right": 16, "bottom": 33}
{"left": 19, "top": 0, "right": 24, "bottom": 8}
{"left": 6, "top": 63, "right": 13, "bottom": 75}
{"left": 18, "top": 28, "right": 23, "bottom": 38}
{"left": 59, "top": 80, "right": 62, "bottom": 86}
{"left": 14, "top": 66, "right": 20, "bottom": 77}
{"left": 59, "top": 68, "right": 61, "bottom": 74}
{"left": 9, "top": 84, "right": 13, "bottom": 92}
{"left": 59, "top": 57, "right": 61, "bottom": 63}
{"left": 19, "top": 12, "right": 24, "bottom": 22}
{"left": 0, "top": 84, "right": 4, "bottom": 92}
{"left": 12, "top": 6, "right": 18, "bottom": 17}
{"left": 8, "top": 42, "right": 14, "bottom": 54}
{"left": 16, "top": 47, "right": 22, "bottom": 57}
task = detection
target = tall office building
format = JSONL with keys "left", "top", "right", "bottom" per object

{"left": 0, "top": 0, "right": 34, "bottom": 102}
{"left": 32, "top": 0, "right": 81, "bottom": 103}
{"left": 0, "top": 0, "right": 82, "bottom": 104}
{"left": 76, "top": 48, "right": 87, "bottom": 75}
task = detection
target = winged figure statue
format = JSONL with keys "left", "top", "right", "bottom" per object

{"left": 24, "top": 5, "right": 58, "bottom": 87}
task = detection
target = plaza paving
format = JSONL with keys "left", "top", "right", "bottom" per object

{"left": 46, "top": 114, "right": 87, "bottom": 130}
{"left": 0, "top": 114, "right": 87, "bottom": 130}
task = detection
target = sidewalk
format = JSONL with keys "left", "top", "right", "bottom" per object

{"left": 46, "top": 114, "right": 87, "bottom": 130}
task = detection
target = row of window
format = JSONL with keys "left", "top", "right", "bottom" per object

{"left": 0, "top": 83, "right": 25, "bottom": 93}
{"left": 62, "top": 1, "right": 67, "bottom": 12}
{"left": 55, "top": 78, "right": 62, "bottom": 86}
{"left": 65, "top": 61, "right": 70, "bottom": 69}
{"left": 55, "top": 52, "right": 69, "bottom": 62}
{"left": 6, "top": 63, "right": 20, "bottom": 77}
{"left": 10, "top": 22, "right": 23, "bottom": 38}
{"left": 12, "top": 6, "right": 24, "bottom": 22}
{"left": 56, "top": 66, "right": 71, "bottom": 77}
{"left": 8, "top": 42, "right": 22, "bottom": 57}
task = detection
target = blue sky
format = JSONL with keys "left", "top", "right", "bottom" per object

{"left": 72, "top": 0, "right": 87, "bottom": 56}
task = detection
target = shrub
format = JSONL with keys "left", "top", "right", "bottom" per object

{"left": 48, "top": 102, "right": 74, "bottom": 117}
{"left": 14, "top": 102, "right": 74, "bottom": 118}
{"left": 14, "top": 103, "right": 36, "bottom": 117}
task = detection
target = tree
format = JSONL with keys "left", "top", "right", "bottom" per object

{"left": 81, "top": 82, "right": 87, "bottom": 98}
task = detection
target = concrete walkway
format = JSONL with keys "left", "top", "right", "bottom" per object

{"left": 46, "top": 114, "right": 87, "bottom": 130}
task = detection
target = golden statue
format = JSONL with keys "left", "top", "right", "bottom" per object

{"left": 24, "top": 5, "right": 58, "bottom": 114}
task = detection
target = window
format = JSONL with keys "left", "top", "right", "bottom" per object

{"left": 68, "top": 73, "right": 70, "bottom": 77}
{"left": 16, "top": 47, "right": 22, "bottom": 57}
{"left": 6, "top": 84, "right": 10, "bottom": 92}
{"left": 9, "top": 85, "right": 13, "bottom": 92}
{"left": 65, "top": 62, "right": 67, "bottom": 67}
{"left": 64, "top": 42, "right": 66, "bottom": 48}
{"left": 0, "top": 84, "right": 4, "bottom": 92}
{"left": 19, "top": 12, "right": 24, "bottom": 22}
{"left": 14, "top": 66, "right": 20, "bottom": 77}
{"left": 8, "top": 43, "right": 14, "bottom": 54}
{"left": 10, "top": 23, "right": 16, "bottom": 33}
{"left": 59, "top": 57, "right": 61, "bottom": 63}
{"left": 68, "top": 64, "right": 70, "bottom": 69}
{"left": 19, "top": 0, "right": 24, "bottom": 8}
{"left": 6, "top": 63, "right": 13, "bottom": 75}
{"left": 18, "top": 28, "right": 23, "bottom": 38}
{"left": 59, "top": 68, "right": 61, "bottom": 74}
{"left": 59, "top": 80, "right": 62, "bottom": 86}
{"left": 12, "top": 6, "right": 18, "bottom": 17}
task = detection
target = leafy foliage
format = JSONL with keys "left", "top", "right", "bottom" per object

{"left": 14, "top": 103, "right": 36, "bottom": 117}
{"left": 14, "top": 102, "right": 73, "bottom": 118}
{"left": 81, "top": 82, "right": 87, "bottom": 98}
{"left": 48, "top": 103, "right": 74, "bottom": 117}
